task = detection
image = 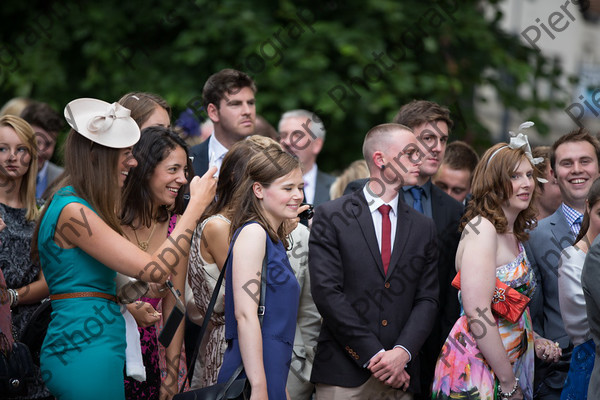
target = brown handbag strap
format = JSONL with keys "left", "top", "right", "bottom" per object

{"left": 50, "top": 291, "right": 117, "bottom": 303}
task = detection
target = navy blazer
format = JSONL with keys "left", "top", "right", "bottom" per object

{"left": 309, "top": 189, "right": 439, "bottom": 392}
{"left": 190, "top": 137, "right": 210, "bottom": 177}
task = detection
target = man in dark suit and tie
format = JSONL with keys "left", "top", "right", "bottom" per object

{"left": 189, "top": 69, "right": 257, "bottom": 177}
{"left": 310, "top": 123, "right": 439, "bottom": 399}
{"left": 342, "top": 105, "right": 463, "bottom": 397}
{"left": 278, "top": 109, "right": 335, "bottom": 207}
{"left": 525, "top": 128, "right": 600, "bottom": 399}
{"left": 392, "top": 100, "right": 463, "bottom": 399}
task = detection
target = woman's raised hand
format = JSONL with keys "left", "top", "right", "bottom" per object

{"left": 189, "top": 166, "right": 218, "bottom": 212}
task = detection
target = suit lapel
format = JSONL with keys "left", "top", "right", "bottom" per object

{"left": 387, "top": 202, "right": 411, "bottom": 277}
{"left": 352, "top": 192, "right": 386, "bottom": 277}
{"left": 193, "top": 138, "right": 210, "bottom": 176}
{"left": 549, "top": 208, "right": 574, "bottom": 247}
{"left": 313, "top": 171, "right": 326, "bottom": 205}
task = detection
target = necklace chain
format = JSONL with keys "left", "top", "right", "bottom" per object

{"left": 133, "top": 222, "right": 158, "bottom": 251}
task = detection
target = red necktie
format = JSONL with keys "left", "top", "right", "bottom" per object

{"left": 378, "top": 205, "right": 392, "bottom": 275}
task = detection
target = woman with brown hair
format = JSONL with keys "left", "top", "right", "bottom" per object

{"left": 33, "top": 98, "right": 216, "bottom": 400}
{"left": 216, "top": 143, "right": 303, "bottom": 400}
{"left": 118, "top": 92, "right": 188, "bottom": 400}
{"left": 118, "top": 92, "right": 171, "bottom": 129}
{"left": 432, "top": 125, "right": 560, "bottom": 400}
{"left": 187, "top": 136, "right": 283, "bottom": 388}
{"left": 120, "top": 125, "right": 192, "bottom": 399}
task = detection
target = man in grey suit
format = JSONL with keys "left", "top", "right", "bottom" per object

{"left": 582, "top": 235, "right": 600, "bottom": 399}
{"left": 525, "top": 128, "right": 600, "bottom": 399}
{"left": 286, "top": 223, "right": 321, "bottom": 400}
{"left": 278, "top": 109, "right": 335, "bottom": 207}
{"left": 278, "top": 109, "right": 331, "bottom": 399}
{"left": 20, "top": 102, "right": 64, "bottom": 199}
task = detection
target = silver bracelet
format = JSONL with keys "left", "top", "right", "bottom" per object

{"left": 8, "top": 288, "right": 18, "bottom": 308}
{"left": 499, "top": 378, "right": 519, "bottom": 399}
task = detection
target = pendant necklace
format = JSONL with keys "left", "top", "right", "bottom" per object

{"left": 133, "top": 221, "right": 158, "bottom": 251}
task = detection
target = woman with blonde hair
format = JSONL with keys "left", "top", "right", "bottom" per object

{"left": 0, "top": 115, "right": 52, "bottom": 399}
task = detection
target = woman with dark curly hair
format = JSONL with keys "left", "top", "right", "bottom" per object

{"left": 432, "top": 124, "right": 560, "bottom": 400}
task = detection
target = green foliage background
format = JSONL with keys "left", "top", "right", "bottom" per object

{"left": 0, "top": 0, "right": 568, "bottom": 172}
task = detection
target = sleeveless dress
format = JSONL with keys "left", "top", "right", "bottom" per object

{"left": 0, "top": 203, "right": 52, "bottom": 399}
{"left": 217, "top": 222, "right": 300, "bottom": 399}
{"left": 431, "top": 243, "right": 536, "bottom": 400}
{"left": 39, "top": 187, "right": 126, "bottom": 399}
{"left": 187, "top": 214, "right": 230, "bottom": 387}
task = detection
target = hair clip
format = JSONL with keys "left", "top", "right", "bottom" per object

{"left": 487, "top": 121, "right": 547, "bottom": 183}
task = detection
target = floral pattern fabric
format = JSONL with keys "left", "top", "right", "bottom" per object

{"left": 431, "top": 243, "right": 536, "bottom": 400}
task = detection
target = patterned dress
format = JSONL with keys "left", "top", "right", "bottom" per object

{"left": 431, "top": 243, "right": 536, "bottom": 400}
{"left": 124, "top": 215, "right": 188, "bottom": 399}
{"left": 187, "top": 214, "right": 229, "bottom": 388}
{"left": 0, "top": 203, "right": 51, "bottom": 399}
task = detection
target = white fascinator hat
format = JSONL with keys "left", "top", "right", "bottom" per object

{"left": 64, "top": 98, "right": 140, "bottom": 148}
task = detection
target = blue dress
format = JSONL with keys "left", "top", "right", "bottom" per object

{"left": 217, "top": 223, "right": 300, "bottom": 400}
{"left": 38, "top": 187, "right": 126, "bottom": 399}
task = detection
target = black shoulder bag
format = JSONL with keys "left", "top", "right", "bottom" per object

{"left": 0, "top": 324, "right": 36, "bottom": 398}
{"left": 173, "top": 244, "right": 267, "bottom": 400}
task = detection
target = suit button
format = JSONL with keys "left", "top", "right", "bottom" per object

{"left": 385, "top": 282, "right": 390, "bottom": 289}
{"left": 382, "top": 319, "right": 388, "bottom": 326}
{"left": 355, "top": 354, "right": 359, "bottom": 360}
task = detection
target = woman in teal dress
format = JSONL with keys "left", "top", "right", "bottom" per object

{"left": 32, "top": 98, "right": 216, "bottom": 400}
{"left": 217, "top": 142, "right": 303, "bottom": 400}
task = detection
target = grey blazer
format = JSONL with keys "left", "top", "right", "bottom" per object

{"left": 582, "top": 234, "right": 600, "bottom": 399}
{"left": 46, "top": 162, "right": 64, "bottom": 185}
{"left": 286, "top": 224, "right": 321, "bottom": 400}
{"left": 525, "top": 207, "right": 573, "bottom": 346}
{"left": 313, "top": 169, "right": 335, "bottom": 207}
{"left": 525, "top": 207, "right": 575, "bottom": 392}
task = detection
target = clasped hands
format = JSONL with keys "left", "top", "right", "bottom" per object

{"left": 367, "top": 347, "right": 410, "bottom": 391}
{"left": 534, "top": 337, "right": 562, "bottom": 363}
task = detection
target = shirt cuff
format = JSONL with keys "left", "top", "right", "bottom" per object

{"left": 394, "top": 345, "right": 412, "bottom": 363}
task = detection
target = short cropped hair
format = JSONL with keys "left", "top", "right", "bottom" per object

{"left": 278, "top": 109, "right": 326, "bottom": 140}
{"left": 550, "top": 128, "right": 600, "bottom": 172}
{"left": 443, "top": 141, "right": 479, "bottom": 173}
{"left": 362, "top": 123, "right": 413, "bottom": 169}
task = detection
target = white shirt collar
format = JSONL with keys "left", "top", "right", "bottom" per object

{"left": 363, "top": 183, "right": 399, "bottom": 215}
{"left": 303, "top": 164, "right": 318, "bottom": 203}
{"left": 38, "top": 160, "right": 49, "bottom": 179}
{"left": 207, "top": 133, "right": 229, "bottom": 176}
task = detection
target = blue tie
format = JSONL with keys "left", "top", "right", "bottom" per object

{"left": 573, "top": 215, "right": 583, "bottom": 237}
{"left": 410, "top": 186, "right": 424, "bottom": 214}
